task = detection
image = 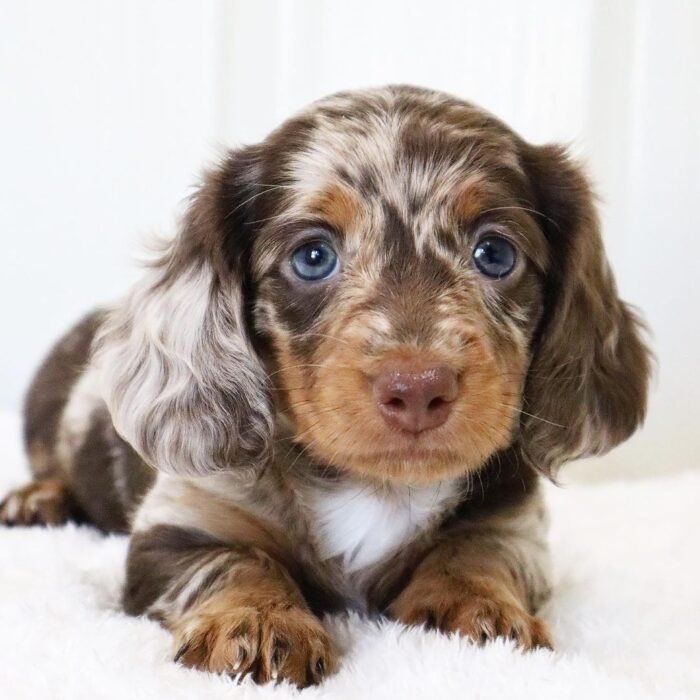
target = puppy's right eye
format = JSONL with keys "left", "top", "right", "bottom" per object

{"left": 290, "top": 241, "right": 340, "bottom": 281}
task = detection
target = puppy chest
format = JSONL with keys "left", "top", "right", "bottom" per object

{"left": 305, "top": 480, "right": 460, "bottom": 577}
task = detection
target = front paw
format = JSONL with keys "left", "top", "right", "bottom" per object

{"left": 388, "top": 575, "right": 552, "bottom": 651}
{"left": 172, "top": 603, "right": 336, "bottom": 688}
{"left": 0, "top": 479, "right": 73, "bottom": 526}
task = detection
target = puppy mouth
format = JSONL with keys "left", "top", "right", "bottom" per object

{"left": 329, "top": 416, "right": 469, "bottom": 466}
{"left": 372, "top": 421, "right": 454, "bottom": 449}
{"left": 359, "top": 436, "right": 463, "bottom": 463}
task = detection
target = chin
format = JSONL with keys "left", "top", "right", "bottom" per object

{"left": 312, "top": 441, "right": 493, "bottom": 484}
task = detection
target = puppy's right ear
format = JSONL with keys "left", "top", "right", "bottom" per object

{"left": 94, "top": 148, "right": 274, "bottom": 477}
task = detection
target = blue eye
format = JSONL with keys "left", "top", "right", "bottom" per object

{"left": 290, "top": 240, "right": 340, "bottom": 281}
{"left": 473, "top": 235, "right": 517, "bottom": 278}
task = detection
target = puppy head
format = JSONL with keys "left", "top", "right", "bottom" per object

{"left": 96, "top": 86, "right": 650, "bottom": 481}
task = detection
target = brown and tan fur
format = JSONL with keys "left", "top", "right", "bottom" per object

{"left": 0, "top": 86, "right": 650, "bottom": 687}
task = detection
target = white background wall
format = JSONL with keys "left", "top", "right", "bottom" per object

{"left": 2, "top": 0, "right": 698, "bottom": 481}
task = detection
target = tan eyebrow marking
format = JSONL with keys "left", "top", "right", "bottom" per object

{"left": 453, "top": 176, "right": 491, "bottom": 223}
{"left": 307, "top": 182, "right": 362, "bottom": 232}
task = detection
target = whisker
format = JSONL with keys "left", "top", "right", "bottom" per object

{"left": 302, "top": 333, "right": 352, "bottom": 348}
{"left": 224, "top": 184, "right": 295, "bottom": 220}
{"left": 496, "top": 401, "right": 567, "bottom": 428}
{"left": 245, "top": 212, "right": 293, "bottom": 226}
{"left": 337, "top": 480, "right": 384, "bottom": 511}
{"left": 284, "top": 436, "right": 321, "bottom": 475}
{"left": 266, "top": 364, "right": 328, "bottom": 379}
{"left": 270, "top": 386, "right": 313, "bottom": 392}
{"left": 480, "top": 205, "right": 560, "bottom": 231}
{"left": 517, "top": 409, "right": 566, "bottom": 428}
{"left": 247, "top": 182, "right": 297, "bottom": 189}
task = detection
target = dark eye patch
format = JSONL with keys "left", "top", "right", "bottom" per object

{"left": 253, "top": 226, "right": 344, "bottom": 353}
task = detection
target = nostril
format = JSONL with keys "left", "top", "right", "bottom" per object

{"left": 385, "top": 397, "right": 406, "bottom": 410}
{"left": 427, "top": 396, "right": 448, "bottom": 412}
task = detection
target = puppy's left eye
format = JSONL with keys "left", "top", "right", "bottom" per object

{"left": 290, "top": 240, "right": 340, "bottom": 281}
{"left": 473, "top": 235, "right": 517, "bottom": 279}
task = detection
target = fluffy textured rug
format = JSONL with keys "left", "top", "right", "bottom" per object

{"left": 0, "top": 410, "right": 698, "bottom": 699}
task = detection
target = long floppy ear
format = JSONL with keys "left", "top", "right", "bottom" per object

{"left": 93, "top": 148, "right": 274, "bottom": 476}
{"left": 519, "top": 144, "right": 652, "bottom": 476}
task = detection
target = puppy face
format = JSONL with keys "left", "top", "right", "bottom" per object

{"left": 97, "top": 86, "right": 650, "bottom": 483}
{"left": 249, "top": 92, "right": 548, "bottom": 482}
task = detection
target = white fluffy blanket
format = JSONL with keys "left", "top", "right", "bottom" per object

{"left": 1, "top": 411, "right": 698, "bottom": 700}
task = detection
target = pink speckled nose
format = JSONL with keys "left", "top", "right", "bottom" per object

{"left": 373, "top": 365, "right": 458, "bottom": 434}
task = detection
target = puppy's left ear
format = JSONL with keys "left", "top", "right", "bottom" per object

{"left": 519, "top": 144, "right": 652, "bottom": 475}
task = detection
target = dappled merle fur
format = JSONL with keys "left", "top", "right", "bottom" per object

{"left": 2, "top": 86, "right": 651, "bottom": 687}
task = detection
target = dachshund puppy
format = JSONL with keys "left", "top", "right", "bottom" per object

{"left": 1, "top": 86, "right": 650, "bottom": 687}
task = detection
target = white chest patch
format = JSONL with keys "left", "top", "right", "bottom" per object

{"left": 307, "top": 479, "right": 461, "bottom": 574}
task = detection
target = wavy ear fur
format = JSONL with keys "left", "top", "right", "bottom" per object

{"left": 520, "top": 144, "right": 652, "bottom": 475}
{"left": 94, "top": 149, "right": 273, "bottom": 476}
